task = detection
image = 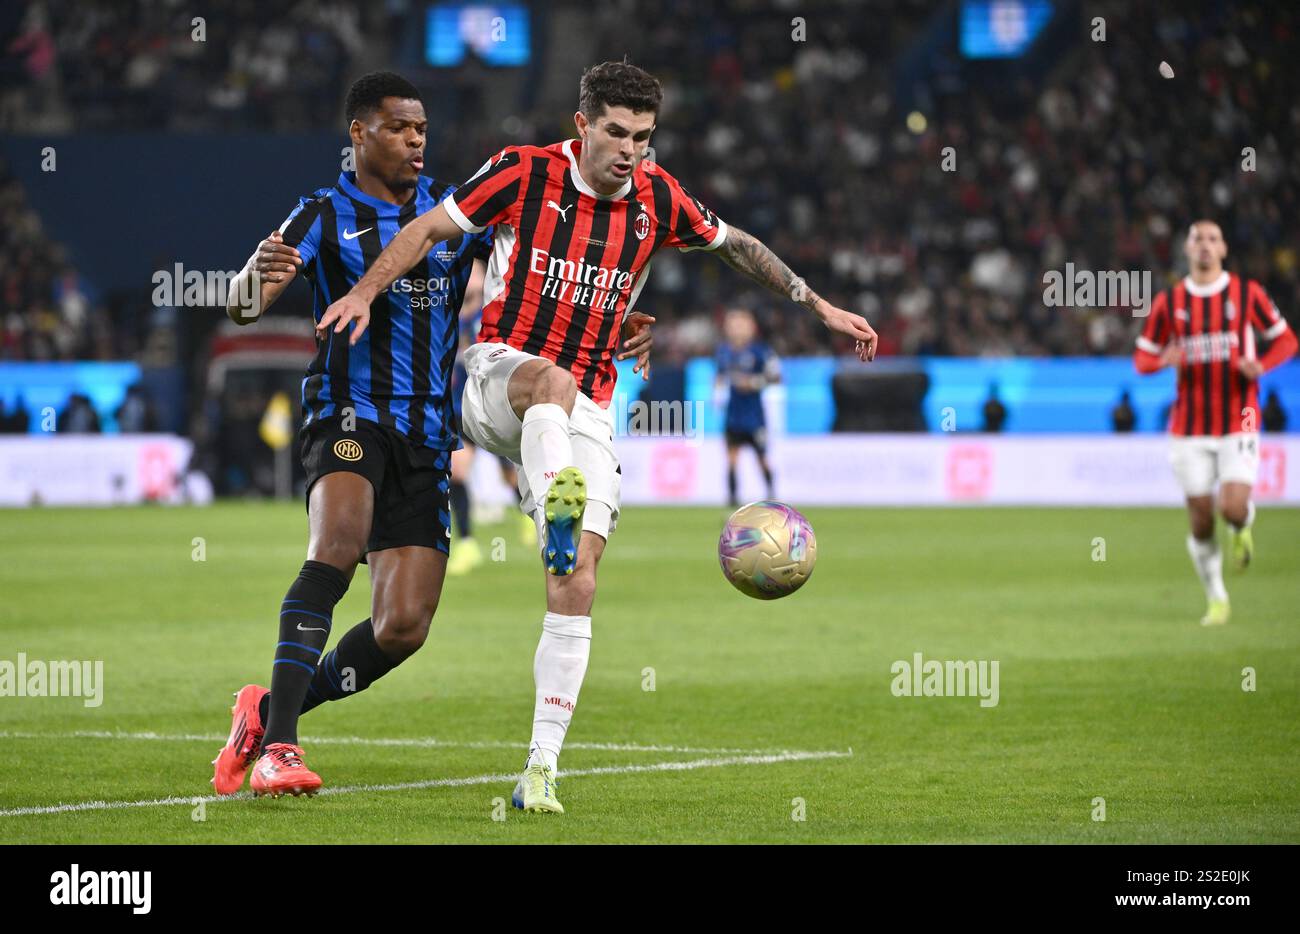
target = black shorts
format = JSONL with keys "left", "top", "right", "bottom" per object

{"left": 300, "top": 416, "right": 452, "bottom": 557}
{"left": 725, "top": 427, "right": 767, "bottom": 454}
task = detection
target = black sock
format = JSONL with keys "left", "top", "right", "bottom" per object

{"left": 727, "top": 467, "right": 738, "bottom": 505}
{"left": 450, "top": 481, "right": 471, "bottom": 538}
{"left": 760, "top": 463, "right": 774, "bottom": 498}
{"left": 256, "top": 619, "right": 408, "bottom": 724}
{"left": 298, "top": 618, "right": 399, "bottom": 714}
{"left": 262, "top": 560, "right": 350, "bottom": 747}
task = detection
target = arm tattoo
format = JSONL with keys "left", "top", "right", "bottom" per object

{"left": 715, "top": 226, "right": 822, "bottom": 311}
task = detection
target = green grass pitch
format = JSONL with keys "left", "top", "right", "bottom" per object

{"left": 0, "top": 503, "right": 1296, "bottom": 843}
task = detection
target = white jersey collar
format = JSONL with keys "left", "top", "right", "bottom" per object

{"left": 564, "top": 139, "right": 632, "bottom": 201}
{"left": 1183, "top": 271, "right": 1229, "bottom": 297}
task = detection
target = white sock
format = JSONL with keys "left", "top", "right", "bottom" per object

{"left": 528, "top": 611, "right": 591, "bottom": 772}
{"left": 1186, "top": 535, "right": 1228, "bottom": 603}
{"left": 1229, "top": 501, "right": 1256, "bottom": 533}
{"left": 520, "top": 403, "right": 573, "bottom": 504}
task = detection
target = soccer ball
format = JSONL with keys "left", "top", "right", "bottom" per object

{"left": 718, "top": 501, "right": 817, "bottom": 599}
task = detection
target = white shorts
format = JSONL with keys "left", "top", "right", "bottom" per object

{"left": 460, "top": 341, "right": 621, "bottom": 541}
{"left": 1168, "top": 432, "right": 1260, "bottom": 497}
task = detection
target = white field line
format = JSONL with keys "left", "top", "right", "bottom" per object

{"left": 0, "top": 729, "right": 821, "bottom": 756}
{"left": 0, "top": 749, "right": 852, "bottom": 818}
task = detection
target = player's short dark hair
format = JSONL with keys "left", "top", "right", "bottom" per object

{"left": 579, "top": 60, "right": 662, "bottom": 120}
{"left": 345, "top": 71, "right": 423, "bottom": 123}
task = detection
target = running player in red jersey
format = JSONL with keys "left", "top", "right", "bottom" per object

{"left": 1135, "top": 220, "right": 1297, "bottom": 626}
{"left": 320, "top": 61, "right": 878, "bottom": 812}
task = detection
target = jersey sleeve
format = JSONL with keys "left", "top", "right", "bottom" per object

{"left": 442, "top": 148, "right": 526, "bottom": 234}
{"left": 470, "top": 225, "right": 494, "bottom": 263}
{"left": 1246, "top": 280, "right": 1289, "bottom": 341}
{"left": 654, "top": 166, "right": 728, "bottom": 252}
{"left": 1246, "top": 279, "right": 1298, "bottom": 372}
{"left": 1135, "top": 289, "right": 1170, "bottom": 354}
{"left": 278, "top": 197, "right": 324, "bottom": 268}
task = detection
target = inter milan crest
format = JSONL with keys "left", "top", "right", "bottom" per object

{"left": 634, "top": 211, "right": 651, "bottom": 240}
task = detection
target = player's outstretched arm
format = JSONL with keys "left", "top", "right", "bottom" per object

{"left": 318, "top": 203, "right": 464, "bottom": 345}
{"left": 713, "top": 225, "right": 877, "bottom": 361}
{"left": 225, "top": 230, "right": 301, "bottom": 325}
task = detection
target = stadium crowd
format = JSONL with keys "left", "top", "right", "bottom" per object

{"left": 1, "top": 0, "right": 1295, "bottom": 366}
{"left": 590, "top": 0, "right": 1299, "bottom": 361}
{"left": 0, "top": 160, "right": 107, "bottom": 360}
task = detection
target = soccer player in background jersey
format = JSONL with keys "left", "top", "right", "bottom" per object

{"left": 319, "top": 60, "right": 878, "bottom": 813}
{"left": 1135, "top": 220, "right": 1297, "bottom": 626}
{"left": 214, "top": 72, "right": 493, "bottom": 796}
{"left": 714, "top": 308, "right": 780, "bottom": 507}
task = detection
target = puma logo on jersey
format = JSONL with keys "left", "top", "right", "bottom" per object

{"left": 546, "top": 200, "right": 573, "bottom": 221}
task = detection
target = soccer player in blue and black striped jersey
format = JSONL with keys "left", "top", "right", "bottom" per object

{"left": 214, "top": 72, "right": 492, "bottom": 797}
{"left": 715, "top": 308, "right": 780, "bottom": 507}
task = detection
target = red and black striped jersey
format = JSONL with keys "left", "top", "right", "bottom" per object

{"left": 1136, "top": 272, "right": 1291, "bottom": 436}
{"left": 441, "top": 139, "right": 728, "bottom": 406}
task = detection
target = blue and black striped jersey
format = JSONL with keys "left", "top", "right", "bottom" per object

{"left": 278, "top": 172, "right": 492, "bottom": 450}
{"left": 716, "top": 340, "right": 779, "bottom": 432}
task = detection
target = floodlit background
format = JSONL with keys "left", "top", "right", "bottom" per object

{"left": 1, "top": 0, "right": 1296, "bottom": 505}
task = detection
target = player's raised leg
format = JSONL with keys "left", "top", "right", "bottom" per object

{"left": 508, "top": 358, "right": 584, "bottom": 575}
{"left": 1184, "top": 494, "right": 1230, "bottom": 626}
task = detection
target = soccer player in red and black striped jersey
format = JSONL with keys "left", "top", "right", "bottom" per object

{"left": 1135, "top": 220, "right": 1297, "bottom": 626}
{"left": 320, "top": 60, "right": 878, "bottom": 813}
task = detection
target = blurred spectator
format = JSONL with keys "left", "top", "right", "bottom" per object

{"left": 1111, "top": 390, "right": 1137, "bottom": 433}
{"left": 981, "top": 383, "right": 1006, "bottom": 432}
{"left": 1, "top": 395, "right": 31, "bottom": 433}
{"left": 115, "top": 383, "right": 156, "bottom": 432}
{"left": 57, "top": 392, "right": 100, "bottom": 433}
{"left": 1262, "top": 390, "right": 1287, "bottom": 433}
